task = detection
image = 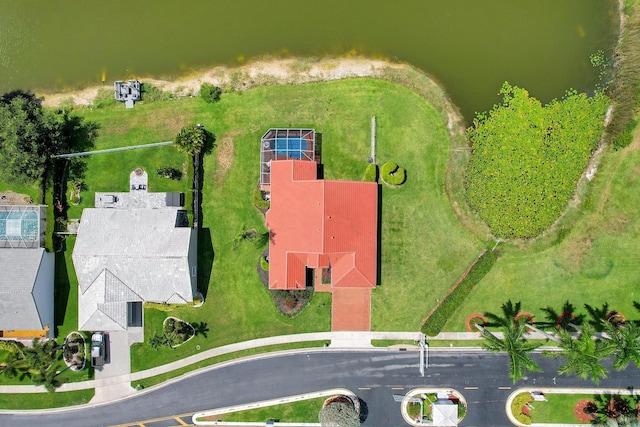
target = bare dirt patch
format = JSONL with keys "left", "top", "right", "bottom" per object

{"left": 214, "top": 131, "right": 241, "bottom": 185}
{"left": 0, "top": 190, "right": 32, "bottom": 205}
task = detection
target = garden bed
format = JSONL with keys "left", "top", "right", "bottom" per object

{"left": 63, "top": 332, "right": 86, "bottom": 372}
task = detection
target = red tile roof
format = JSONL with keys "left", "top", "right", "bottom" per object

{"left": 266, "top": 160, "right": 378, "bottom": 290}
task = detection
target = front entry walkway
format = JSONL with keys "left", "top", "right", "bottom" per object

{"left": 331, "top": 288, "right": 371, "bottom": 331}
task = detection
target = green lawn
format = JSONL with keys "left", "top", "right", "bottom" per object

{"left": 216, "top": 397, "right": 326, "bottom": 423}
{"left": 0, "top": 389, "right": 94, "bottom": 410}
{"left": 445, "top": 137, "right": 640, "bottom": 331}
{"left": 528, "top": 393, "right": 593, "bottom": 424}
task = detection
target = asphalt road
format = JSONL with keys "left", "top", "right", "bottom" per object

{"left": 2, "top": 349, "right": 639, "bottom": 427}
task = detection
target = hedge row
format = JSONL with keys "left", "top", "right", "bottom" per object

{"left": 510, "top": 393, "right": 533, "bottom": 425}
{"left": 421, "top": 249, "right": 497, "bottom": 336}
{"left": 364, "top": 163, "right": 378, "bottom": 182}
{"left": 380, "top": 161, "right": 406, "bottom": 186}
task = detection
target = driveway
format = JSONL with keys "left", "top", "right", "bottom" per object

{"left": 95, "top": 331, "right": 131, "bottom": 378}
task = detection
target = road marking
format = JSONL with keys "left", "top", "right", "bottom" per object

{"left": 498, "top": 386, "right": 512, "bottom": 390}
{"left": 391, "top": 387, "right": 404, "bottom": 390}
{"left": 464, "top": 386, "right": 478, "bottom": 390}
{"left": 175, "top": 417, "right": 189, "bottom": 426}
{"left": 358, "top": 387, "right": 371, "bottom": 390}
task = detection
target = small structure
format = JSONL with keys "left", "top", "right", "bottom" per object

{"left": 0, "top": 205, "right": 53, "bottom": 339}
{"left": 432, "top": 400, "right": 458, "bottom": 426}
{"left": 114, "top": 80, "right": 141, "bottom": 108}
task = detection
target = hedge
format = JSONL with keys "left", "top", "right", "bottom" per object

{"left": 364, "top": 163, "right": 378, "bottom": 182}
{"left": 510, "top": 393, "right": 533, "bottom": 425}
{"left": 421, "top": 249, "right": 497, "bottom": 336}
{"left": 380, "top": 161, "right": 406, "bottom": 186}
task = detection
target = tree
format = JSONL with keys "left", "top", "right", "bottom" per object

{"left": 318, "top": 397, "right": 360, "bottom": 427}
{"left": 174, "top": 124, "right": 208, "bottom": 155}
{"left": 0, "top": 352, "right": 33, "bottom": 379}
{"left": 592, "top": 394, "right": 639, "bottom": 426}
{"left": 603, "top": 321, "right": 640, "bottom": 371}
{"left": 479, "top": 301, "right": 542, "bottom": 383}
{"left": 544, "top": 324, "right": 615, "bottom": 384}
{"left": 0, "top": 91, "right": 63, "bottom": 182}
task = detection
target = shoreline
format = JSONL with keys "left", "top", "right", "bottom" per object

{"left": 40, "top": 57, "right": 407, "bottom": 108}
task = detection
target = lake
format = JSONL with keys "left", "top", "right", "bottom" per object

{"left": 0, "top": 0, "right": 617, "bottom": 119}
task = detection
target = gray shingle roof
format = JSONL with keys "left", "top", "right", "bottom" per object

{"left": 73, "top": 208, "right": 195, "bottom": 331}
{"left": 0, "top": 248, "right": 48, "bottom": 330}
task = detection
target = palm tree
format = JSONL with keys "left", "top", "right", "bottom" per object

{"left": 479, "top": 300, "right": 542, "bottom": 383}
{"left": 0, "top": 352, "right": 33, "bottom": 379}
{"left": 540, "top": 300, "right": 585, "bottom": 331}
{"left": 603, "top": 321, "right": 640, "bottom": 371}
{"left": 544, "top": 324, "right": 615, "bottom": 384}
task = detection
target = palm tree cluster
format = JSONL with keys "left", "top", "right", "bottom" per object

{"left": 479, "top": 300, "right": 640, "bottom": 384}
{"left": 0, "top": 339, "right": 68, "bottom": 392}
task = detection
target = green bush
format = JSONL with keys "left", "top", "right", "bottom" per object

{"left": 421, "top": 249, "right": 497, "bottom": 335}
{"left": 199, "top": 83, "right": 222, "bottom": 103}
{"left": 380, "top": 161, "right": 406, "bottom": 186}
{"left": 156, "top": 167, "right": 183, "bottom": 180}
{"left": 260, "top": 256, "right": 269, "bottom": 271}
{"left": 141, "top": 83, "right": 172, "bottom": 102}
{"left": 510, "top": 393, "right": 533, "bottom": 425}
{"left": 253, "top": 187, "right": 270, "bottom": 210}
{"left": 465, "top": 82, "right": 609, "bottom": 238}
{"left": 364, "top": 163, "right": 378, "bottom": 182}
{"left": 93, "top": 88, "right": 115, "bottom": 108}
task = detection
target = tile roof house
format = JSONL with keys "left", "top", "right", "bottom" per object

{"left": 265, "top": 159, "right": 378, "bottom": 290}
{"left": 0, "top": 205, "right": 53, "bottom": 339}
{"left": 73, "top": 169, "right": 197, "bottom": 332}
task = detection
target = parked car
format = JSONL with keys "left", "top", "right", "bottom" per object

{"left": 91, "top": 332, "right": 106, "bottom": 368}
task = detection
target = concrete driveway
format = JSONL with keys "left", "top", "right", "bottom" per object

{"left": 91, "top": 328, "right": 142, "bottom": 403}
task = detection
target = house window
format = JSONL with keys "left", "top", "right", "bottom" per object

{"left": 191, "top": 266, "right": 197, "bottom": 277}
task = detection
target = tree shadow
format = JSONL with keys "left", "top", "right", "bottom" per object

{"left": 197, "top": 228, "right": 214, "bottom": 299}
{"left": 539, "top": 300, "right": 585, "bottom": 331}
{"left": 53, "top": 252, "right": 70, "bottom": 338}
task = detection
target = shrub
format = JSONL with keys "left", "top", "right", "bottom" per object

{"left": 613, "top": 118, "right": 637, "bottom": 150}
{"left": 364, "top": 163, "right": 378, "bottom": 182}
{"left": 141, "top": 83, "right": 172, "bottom": 102}
{"left": 156, "top": 167, "right": 183, "bottom": 180}
{"left": 422, "top": 249, "right": 497, "bottom": 335}
{"left": 465, "top": 82, "right": 609, "bottom": 238}
{"left": 199, "top": 82, "right": 222, "bottom": 103}
{"left": 253, "top": 187, "right": 270, "bottom": 210}
{"left": 510, "top": 393, "right": 533, "bottom": 425}
{"left": 380, "top": 161, "right": 406, "bottom": 186}
{"left": 260, "top": 256, "right": 269, "bottom": 271}
{"left": 93, "top": 88, "right": 115, "bottom": 108}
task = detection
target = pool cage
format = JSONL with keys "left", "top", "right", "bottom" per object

{"left": 0, "top": 205, "right": 45, "bottom": 249}
{"left": 260, "top": 129, "right": 316, "bottom": 186}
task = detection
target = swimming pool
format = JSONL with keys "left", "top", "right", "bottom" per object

{"left": 0, "top": 211, "right": 39, "bottom": 241}
{"left": 274, "top": 136, "right": 308, "bottom": 159}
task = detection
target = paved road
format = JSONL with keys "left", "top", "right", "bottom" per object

{"left": 1, "top": 349, "right": 638, "bottom": 427}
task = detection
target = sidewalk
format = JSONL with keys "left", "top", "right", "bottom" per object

{"left": 0, "top": 330, "right": 530, "bottom": 405}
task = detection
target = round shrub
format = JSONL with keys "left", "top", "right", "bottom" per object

{"left": 364, "top": 163, "right": 378, "bottom": 182}
{"left": 199, "top": 82, "right": 222, "bottom": 103}
{"left": 381, "top": 161, "right": 406, "bottom": 186}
